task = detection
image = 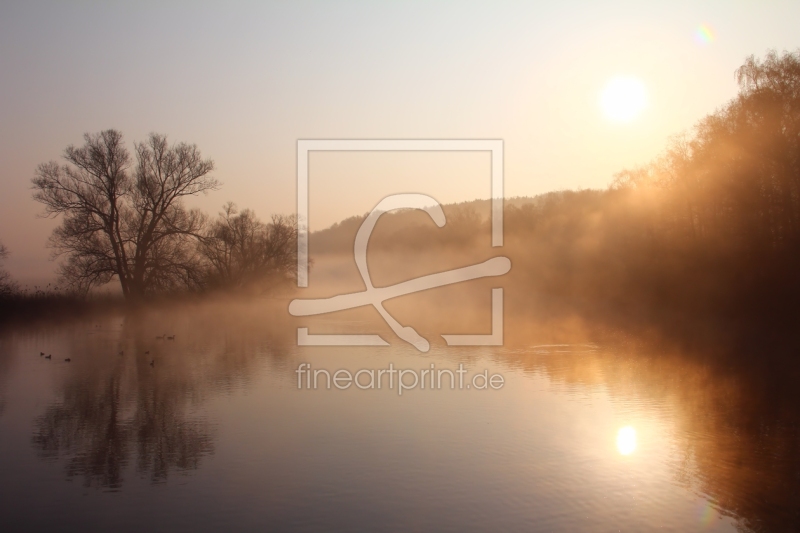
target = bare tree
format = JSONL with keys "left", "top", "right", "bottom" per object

{"left": 262, "top": 213, "right": 299, "bottom": 281}
{"left": 199, "top": 203, "right": 297, "bottom": 290}
{"left": 0, "top": 242, "right": 13, "bottom": 295}
{"left": 32, "top": 130, "right": 219, "bottom": 298}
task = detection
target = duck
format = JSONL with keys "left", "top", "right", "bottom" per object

{"left": 145, "top": 351, "right": 150, "bottom": 355}
{"left": 64, "top": 358, "right": 71, "bottom": 362}
{"left": 155, "top": 335, "right": 164, "bottom": 340}
{"left": 166, "top": 335, "right": 175, "bottom": 340}
{"left": 45, "top": 354, "right": 51, "bottom": 359}
{"left": 39, "top": 352, "right": 44, "bottom": 356}
{"left": 149, "top": 360, "right": 155, "bottom": 367}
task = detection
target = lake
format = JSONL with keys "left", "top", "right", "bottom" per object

{"left": 0, "top": 300, "right": 797, "bottom": 532}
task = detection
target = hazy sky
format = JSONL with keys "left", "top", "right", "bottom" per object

{"left": 1, "top": 0, "right": 799, "bottom": 283}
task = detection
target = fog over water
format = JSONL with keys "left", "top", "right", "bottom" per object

{"left": 0, "top": 291, "right": 798, "bottom": 532}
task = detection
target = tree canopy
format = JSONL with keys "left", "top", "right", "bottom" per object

{"left": 614, "top": 49, "right": 800, "bottom": 250}
{"left": 32, "top": 130, "right": 219, "bottom": 298}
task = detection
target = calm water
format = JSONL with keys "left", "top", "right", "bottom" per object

{"left": 0, "top": 302, "right": 798, "bottom": 532}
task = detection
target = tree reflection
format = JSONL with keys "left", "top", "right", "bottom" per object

{"left": 669, "top": 361, "right": 800, "bottom": 532}
{"left": 30, "top": 300, "right": 292, "bottom": 488}
{"left": 0, "top": 336, "right": 11, "bottom": 417}
{"left": 33, "top": 374, "right": 134, "bottom": 488}
{"left": 502, "top": 341, "right": 800, "bottom": 533}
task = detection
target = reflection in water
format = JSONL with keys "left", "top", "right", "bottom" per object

{"left": 503, "top": 344, "right": 800, "bottom": 533}
{"left": 0, "top": 303, "right": 798, "bottom": 531}
{"left": 616, "top": 426, "right": 636, "bottom": 455}
{"left": 0, "top": 336, "right": 12, "bottom": 417}
{"left": 31, "top": 369, "right": 213, "bottom": 488}
{"left": 669, "top": 361, "right": 800, "bottom": 532}
{"left": 27, "top": 301, "right": 293, "bottom": 488}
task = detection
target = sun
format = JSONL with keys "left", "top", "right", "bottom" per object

{"left": 600, "top": 76, "right": 648, "bottom": 123}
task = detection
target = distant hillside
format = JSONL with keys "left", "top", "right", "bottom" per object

{"left": 309, "top": 192, "right": 570, "bottom": 254}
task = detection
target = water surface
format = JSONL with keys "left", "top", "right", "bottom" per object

{"left": 0, "top": 302, "right": 797, "bottom": 532}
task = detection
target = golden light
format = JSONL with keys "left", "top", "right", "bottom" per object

{"left": 616, "top": 426, "right": 637, "bottom": 455}
{"left": 600, "top": 76, "right": 648, "bottom": 122}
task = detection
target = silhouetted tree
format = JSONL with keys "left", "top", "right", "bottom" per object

{"left": 32, "top": 130, "right": 219, "bottom": 298}
{"left": 0, "top": 242, "right": 13, "bottom": 296}
{"left": 199, "top": 203, "right": 297, "bottom": 289}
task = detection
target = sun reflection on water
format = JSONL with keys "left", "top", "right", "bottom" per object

{"left": 617, "top": 426, "right": 637, "bottom": 455}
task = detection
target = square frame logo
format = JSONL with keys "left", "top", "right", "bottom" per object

{"left": 289, "top": 140, "right": 509, "bottom": 352}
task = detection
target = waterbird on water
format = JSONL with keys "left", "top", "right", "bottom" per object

{"left": 167, "top": 335, "right": 175, "bottom": 340}
{"left": 64, "top": 358, "right": 71, "bottom": 362}
{"left": 39, "top": 352, "right": 44, "bottom": 356}
{"left": 149, "top": 360, "right": 155, "bottom": 367}
{"left": 45, "top": 354, "right": 51, "bottom": 359}
{"left": 155, "top": 335, "right": 164, "bottom": 340}
{"left": 145, "top": 351, "right": 150, "bottom": 355}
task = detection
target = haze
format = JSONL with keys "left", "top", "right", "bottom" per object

{"left": 1, "top": 0, "right": 799, "bottom": 284}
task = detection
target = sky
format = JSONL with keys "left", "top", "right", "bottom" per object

{"left": 1, "top": 0, "right": 799, "bottom": 284}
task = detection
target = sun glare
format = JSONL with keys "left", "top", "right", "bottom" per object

{"left": 616, "top": 426, "right": 637, "bottom": 455}
{"left": 600, "top": 76, "right": 648, "bottom": 123}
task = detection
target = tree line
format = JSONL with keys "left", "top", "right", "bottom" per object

{"left": 3, "top": 49, "right": 799, "bottom": 340}
{"left": 306, "top": 50, "right": 800, "bottom": 347}
{"left": 612, "top": 50, "right": 800, "bottom": 252}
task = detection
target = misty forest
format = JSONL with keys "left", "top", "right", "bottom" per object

{"left": 3, "top": 50, "right": 798, "bottom": 352}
